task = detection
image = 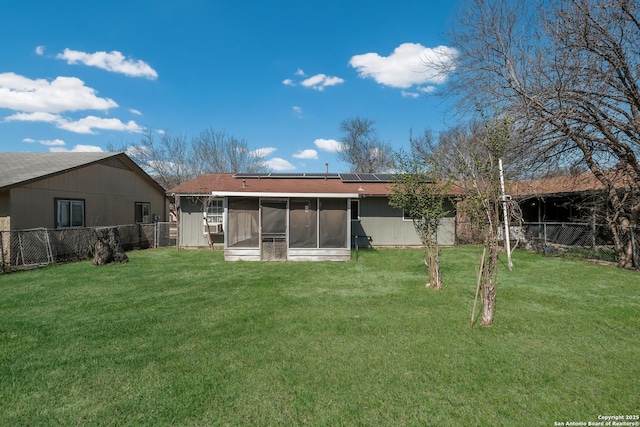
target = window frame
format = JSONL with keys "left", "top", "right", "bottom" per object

{"left": 135, "top": 202, "right": 151, "bottom": 223}
{"left": 403, "top": 209, "right": 420, "bottom": 222}
{"left": 205, "top": 199, "right": 224, "bottom": 224}
{"left": 204, "top": 198, "right": 224, "bottom": 235}
{"left": 350, "top": 199, "right": 360, "bottom": 221}
{"left": 55, "top": 198, "right": 85, "bottom": 229}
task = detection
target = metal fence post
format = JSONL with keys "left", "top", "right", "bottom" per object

{"left": 44, "top": 229, "right": 54, "bottom": 264}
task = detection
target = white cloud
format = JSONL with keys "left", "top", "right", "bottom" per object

{"left": 129, "top": 108, "right": 142, "bottom": 116}
{"left": 349, "top": 43, "right": 457, "bottom": 89}
{"left": 57, "top": 116, "right": 144, "bottom": 134}
{"left": 42, "top": 139, "right": 66, "bottom": 146}
{"left": 300, "top": 74, "right": 345, "bottom": 91}
{"left": 314, "top": 138, "right": 344, "bottom": 153}
{"left": 6, "top": 112, "right": 62, "bottom": 123}
{"left": 251, "top": 147, "right": 277, "bottom": 157}
{"left": 50, "top": 144, "right": 104, "bottom": 153}
{"left": 266, "top": 157, "right": 295, "bottom": 171}
{"left": 401, "top": 91, "right": 420, "bottom": 98}
{"left": 293, "top": 106, "right": 303, "bottom": 117}
{"left": 293, "top": 149, "right": 318, "bottom": 160}
{"left": 35, "top": 46, "right": 46, "bottom": 56}
{"left": 56, "top": 48, "right": 158, "bottom": 80}
{"left": 23, "top": 138, "right": 66, "bottom": 147}
{"left": 283, "top": 69, "right": 344, "bottom": 91}
{"left": 6, "top": 112, "right": 143, "bottom": 134}
{"left": 0, "top": 72, "right": 118, "bottom": 113}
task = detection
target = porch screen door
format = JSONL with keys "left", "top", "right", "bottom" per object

{"left": 261, "top": 200, "right": 287, "bottom": 260}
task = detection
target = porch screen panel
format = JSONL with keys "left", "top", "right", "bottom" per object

{"left": 227, "top": 197, "right": 259, "bottom": 247}
{"left": 289, "top": 199, "right": 317, "bottom": 248}
{"left": 319, "top": 198, "right": 347, "bottom": 248}
{"left": 261, "top": 201, "right": 287, "bottom": 234}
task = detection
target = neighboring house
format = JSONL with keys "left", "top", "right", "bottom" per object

{"left": 0, "top": 152, "right": 168, "bottom": 231}
{"left": 168, "top": 172, "right": 461, "bottom": 261}
{"left": 509, "top": 171, "right": 637, "bottom": 222}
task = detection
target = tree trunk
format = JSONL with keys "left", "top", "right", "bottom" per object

{"left": 93, "top": 227, "right": 129, "bottom": 266}
{"left": 612, "top": 220, "right": 634, "bottom": 269}
{"left": 480, "top": 235, "right": 500, "bottom": 327}
{"left": 425, "top": 240, "right": 442, "bottom": 290}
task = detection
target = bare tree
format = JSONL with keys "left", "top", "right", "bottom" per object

{"left": 337, "top": 116, "right": 393, "bottom": 173}
{"left": 109, "top": 130, "right": 196, "bottom": 191}
{"left": 449, "top": 0, "right": 640, "bottom": 268}
{"left": 111, "top": 127, "right": 269, "bottom": 189}
{"left": 191, "top": 128, "right": 268, "bottom": 174}
{"left": 447, "top": 117, "right": 514, "bottom": 327}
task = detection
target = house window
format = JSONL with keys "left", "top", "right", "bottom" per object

{"left": 56, "top": 199, "right": 85, "bottom": 228}
{"left": 403, "top": 210, "right": 420, "bottom": 221}
{"left": 135, "top": 202, "right": 151, "bottom": 223}
{"left": 206, "top": 199, "right": 224, "bottom": 224}
{"left": 204, "top": 199, "right": 224, "bottom": 234}
{"left": 351, "top": 200, "right": 360, "bottom": 220}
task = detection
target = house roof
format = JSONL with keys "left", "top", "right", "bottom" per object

{"left": 169, "top": 173, "right": 389, "bottom": 197}
{"left": 169, "top": 173, "right": 466, "bottom": 198}
{"left": 508, "top": 170, "right": 636, "bottom": 198}
{"left": 0, "top": 152, "right": 165, "bottom": 193}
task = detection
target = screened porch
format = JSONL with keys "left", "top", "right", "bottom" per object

{"left": 224, "top": 196, "right": 352, "bottom": 261}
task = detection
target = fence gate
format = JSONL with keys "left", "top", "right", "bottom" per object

{"left": 261, "top": 200, "right": 287, "bottom": 261}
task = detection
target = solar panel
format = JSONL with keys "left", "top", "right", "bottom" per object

{"left": 233, "top": 172, "right": 266, "bottom": 178}
{"left": 339, "top": 173, "right": 397, "bottom": 182}
{"left": 303, "top": 173, "right": 341, "bottom": 178}
{"left": 357, "top": 173, "right": 378, "bottom": 181}
{"left": 339, "top": 173, "right": 360, "bottom": 182}
{"left": 234, "top": 172, "right": 341, "bottom": 179}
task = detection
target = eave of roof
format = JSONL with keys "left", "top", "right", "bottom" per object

{"left": 0, "top": 152, "right": 165, "bottom": 195}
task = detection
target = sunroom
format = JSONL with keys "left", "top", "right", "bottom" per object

{"left": 217, "top": 192, "right": 357, "bottom": 261}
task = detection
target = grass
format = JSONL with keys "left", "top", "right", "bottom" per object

{"left": 1, "top": 247, "right": 638, "bottom": 426}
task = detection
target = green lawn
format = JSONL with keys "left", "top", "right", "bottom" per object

{"left": 1, "top": 247, "right": 638, "bottom": 426}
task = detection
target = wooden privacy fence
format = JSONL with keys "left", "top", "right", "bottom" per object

{"left": 0, "top": 222, "right": 176, "bottom": 273}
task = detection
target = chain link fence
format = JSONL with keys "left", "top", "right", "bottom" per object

{"left": 457, "top": 221, "right": 639, "bottom": 267}
{"left": 0, "top": 222, "right": 176, "bottom": 273}
{"left": 519, "top": 222, "right": 639, "bottom": 266}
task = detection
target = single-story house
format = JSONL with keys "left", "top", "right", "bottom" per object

{"left": 0, "top": 152, "right": 168, "bottom": 231}
{"left": 168, "top": 172, "right": 461, "bottom": 261}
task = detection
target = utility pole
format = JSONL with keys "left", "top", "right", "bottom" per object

{"left": 499, "top": 158, "right": 513, "bottom": 270}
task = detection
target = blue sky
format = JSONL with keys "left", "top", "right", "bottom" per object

{"left": 1, "top": 0, "right": 460, "bottom": 172}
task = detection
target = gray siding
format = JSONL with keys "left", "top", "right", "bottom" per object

{"left": 177, "top": 195, "right": 457, "bottom": 250}
{"left": 355, "top": 197, "right": 455, "bottom": 247}
{"left": 177, "top": 197, "right": 223, "bottom": 248}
